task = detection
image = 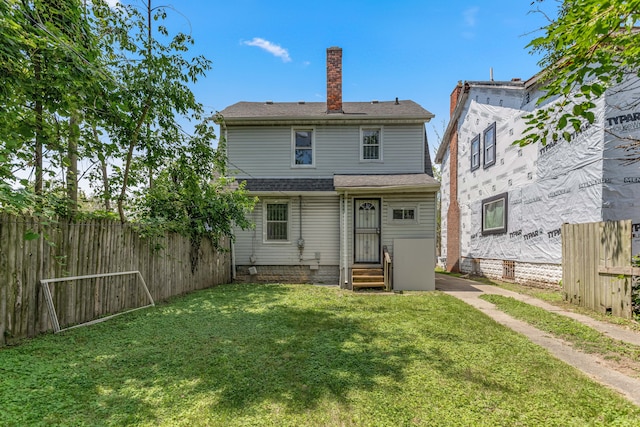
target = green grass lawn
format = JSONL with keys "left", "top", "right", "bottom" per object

{"left": 2, "top": 284, "right": 640, "bottom": 426}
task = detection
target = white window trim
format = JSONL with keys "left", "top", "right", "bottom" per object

{"left": 360, "top": 126, "right": 383, "bottom": 162}
{"left": 388, "top": 204, "right": 419, "bottom": 224}
{"left": 291, "top": 127, "right": 316, "bottom": 168}
{"left": 263, "top": 200, "right": 291, "bottom": 244}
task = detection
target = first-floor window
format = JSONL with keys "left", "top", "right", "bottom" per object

{"left": 392, "top": 208, "right": 415, "bottom": 220}
{"left": 266, "top": 202, "right": 288, "bottom": 241}
{"left": 481, "top": 192, "right": 508, "bottom": 235}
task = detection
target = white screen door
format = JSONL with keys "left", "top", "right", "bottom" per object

{"left": 354, "top": 199, "right": 380, "bottom": 263}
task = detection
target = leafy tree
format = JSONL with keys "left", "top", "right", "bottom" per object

{"left": 1, "top": 0, "right": 256, "bottom": 247}
{"left": 133, "top": 118, "right": 256, "bottom": 270}
{"left": 520, "top": 0, "right": 640, "bottom": 161}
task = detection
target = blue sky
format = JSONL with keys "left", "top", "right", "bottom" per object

{"left": 113, "top": 0, "right": 559, "bottom": 152}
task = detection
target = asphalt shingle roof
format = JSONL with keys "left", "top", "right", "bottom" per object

{"left": 334, "top": 174, "right": 439, "bottom": 189}
{"left": 219, "top": 100, "right": 433, "bottom": 123}
{"left": 243, "top": 178, "right": 335, "bottom": 192}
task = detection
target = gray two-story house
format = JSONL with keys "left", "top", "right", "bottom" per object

{"left": 220, "top": 47, "right": 440, "bottom": 290}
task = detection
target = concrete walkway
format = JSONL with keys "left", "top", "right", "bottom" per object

{"left": 435, "top": 273, "right": 640, "bottom": 406}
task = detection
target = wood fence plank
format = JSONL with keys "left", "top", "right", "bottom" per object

{"left": 0, "top": 214, "right": 231, "bottom": 346}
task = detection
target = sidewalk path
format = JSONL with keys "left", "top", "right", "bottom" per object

{"left": 435, "top": 273, "right": 640, "bottom": 406}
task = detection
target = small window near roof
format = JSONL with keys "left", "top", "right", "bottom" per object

{"left": 361, "top": 127, "right": 382, "bottom": 161}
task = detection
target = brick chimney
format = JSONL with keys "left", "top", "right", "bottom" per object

{"left": 327, "top": 47, "right": 343, "bottom": 113}
{"left": 450, "top": 81, "right": 463, "bottom": 117}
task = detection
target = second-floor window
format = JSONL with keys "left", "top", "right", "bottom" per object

{"left": 361, "top": 127, "right": 382, "bottom": 161}
{"left": 483, "top": 122, "right": 496, "bottom": 168}
{"left": 470, "top": 134, "right": 480, "bottom": 171}
{"left": 293, "top": 128, "right": 314, "bottom": 167}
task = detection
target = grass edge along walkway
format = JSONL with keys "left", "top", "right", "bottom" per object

{"left": 480, "top": 294, "right": 640, "bottom": 373}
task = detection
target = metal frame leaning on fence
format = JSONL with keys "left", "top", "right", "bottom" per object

{"left": 40, "top": 271, "right": 154, "bottom": 333}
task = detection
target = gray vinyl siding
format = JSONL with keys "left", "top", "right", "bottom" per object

{"left": 344, "top": 193, "right": 437, "bottom": 265}
{"left": 233, "top": 196, "right": 340, "bottom": 266}
{"left": 227, "top": 124, "right": 424, "bottom": 177}
{"left": 382, "top": 194, "right": 437, "bottom": 258}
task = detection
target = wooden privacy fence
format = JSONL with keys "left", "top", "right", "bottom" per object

{"left": 0, "top": 214, "right": 231, "bottom": 347}
{"left": 562, "top": 220, "right": 640, "bottom": 319}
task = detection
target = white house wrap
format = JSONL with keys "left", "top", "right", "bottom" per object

{"left": 437, "top": 72, "right": 640, "bottom": 284}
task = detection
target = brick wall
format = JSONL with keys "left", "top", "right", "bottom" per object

{"left": 235, "top": 265, "right": 340, "bottom": 285}
{"left": 460, "top": 257, "right": 562, "bottom": 287}
{"left": 446, "top": 122, "right": 461, "bottom": 272}
{"left": 445, "top": 83, "right": 463, "bottom": 272}
{"left": 326, "top": 47, "right": 343, "bottom": 113}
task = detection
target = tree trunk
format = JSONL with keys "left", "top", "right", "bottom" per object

{"left": 91, "top": 125, "right": 111, "bottom": 211}
{"left": 118, "top": 104, "right": 150, "bottom": 223}
{"left": 67, "top": 113, "right": 79, "bottom": 216}
{"left": 34, "top": 56, "right": 43, "bottom": 199}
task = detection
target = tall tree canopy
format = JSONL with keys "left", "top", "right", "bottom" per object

{"left": 520, "top": 0, "right": 640, "bottom": 161}
{"left": 0, "top": 0, "right": 255, "bottom": 245}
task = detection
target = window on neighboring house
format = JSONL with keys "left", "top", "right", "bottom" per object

{"left": 470, "top": 134, "right": 480, "bottom": 171}
{"left": 392, "top": 208, "right": 415, "bottom": 220}
{"left": 293, "top": 129, "right": 314, "bottom": 167}
{"left": 483, "top": 122, "right": 496, "bottom": 168}
{"left": 481, "top": 192, "right": 508, "bottom": 235}
{"left": 265, "top": 202, "right": 288, "bottom": 241}
{"left": 361, "top": 127, "right": 382, "bottom": 161}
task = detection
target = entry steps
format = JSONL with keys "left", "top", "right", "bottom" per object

{"left": 351, "top": 267, "right": 385, "bottom": 290}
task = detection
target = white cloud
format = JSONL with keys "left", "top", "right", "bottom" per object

{"left": 243, "top": 38, "right": 291, "bottom": 62}
{"left": 463, "top": 7, "right": 479, "bottom": 27}
{"left": 103, "top": 0, "right": 120, "bottom": 7}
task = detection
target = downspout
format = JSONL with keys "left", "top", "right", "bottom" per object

{"left": 231, "top": 240, "right": 236, "bottom": 281}
{"left": 339, "top": 195, "right": 343, "bottom": 285}
{"left": 343, "top": 191, "right": 349, "bottom": 288}
{"left": 298, "top": 196, "right": 304, "bottom": 261}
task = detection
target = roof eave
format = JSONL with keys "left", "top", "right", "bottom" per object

{"left": 223, "top": 115, "right": 434, "bottom": 126}
{"left": 335, "top": 183, "right": 440, "bottom": 193}
{"left": 248, "top": 190, "right": 337, "bottom": 197}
